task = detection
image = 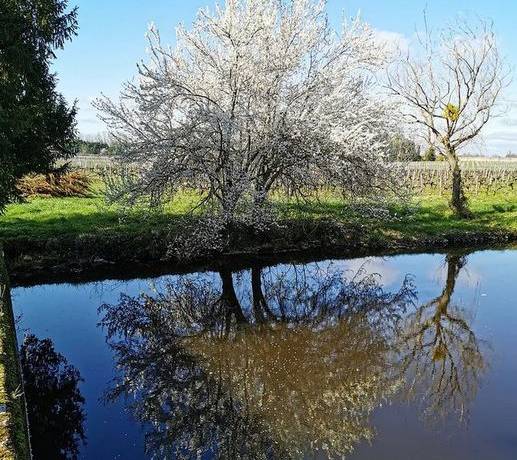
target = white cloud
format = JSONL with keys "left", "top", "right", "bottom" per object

{"left": 458, "top": 88, "right": 517, "bottom": 155}
{"left": 500, "top": 118, "right": 517, "bottom": 127}
{"left": 372, "top": 29, "right": 410, "bottom": 55}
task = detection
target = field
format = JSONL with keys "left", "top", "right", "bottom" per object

{"left": 403, "top": 159, "right": 517, "bottom": 194}
{"left": 1, "top": 179, "right": 516, "bottom": 243}
{"left": 0, "top": 158, "right": 517, "bottom": 256}
{"left": 64, "top": 156, "right": 517, "bottom": 194}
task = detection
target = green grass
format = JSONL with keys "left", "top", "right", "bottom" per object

{"left": 0, "top": 186, "right": 516, "bottom": 242}
{"left": 274, "top": 189, "right": 517, "bottom": 238}
{"left": 0, "top": 189, "right": 201, "bottom": 240}
{"left": 384, "top": 193, "right": 517, "bottom": 236}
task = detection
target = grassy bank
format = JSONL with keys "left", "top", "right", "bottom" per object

{"left": 0, "top": 248, "right": 31, "bottom": 459}
{"left": 1, "top": 185, "right": 516, "bottom": 281}
{"left": 1, "top": 187, "right": 516, "bottom": 240}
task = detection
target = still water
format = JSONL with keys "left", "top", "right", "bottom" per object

{"left": 11, "top": 249, "right": 517, "bottom": 459}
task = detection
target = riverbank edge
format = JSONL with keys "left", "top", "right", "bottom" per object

{"left": 3, "top": 219, "right": 517, "bottom": 286}
{"left": 0, "top": 247, "right": 31, "bottom": 459}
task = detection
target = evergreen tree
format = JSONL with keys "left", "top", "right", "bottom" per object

{"left": 423, "top": 146, "right": 437, "bottom": 161}
{"left": 0, "top": 0, "right": 78, "bottom": 212}
{"left": 387, "top": 134, "right": 421, "bottom": 162}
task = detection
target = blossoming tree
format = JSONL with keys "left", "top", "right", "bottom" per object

{"left": 96, "top": 0, "right": 395, "bottom": 228}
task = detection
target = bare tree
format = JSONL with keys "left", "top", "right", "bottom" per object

{"left": 398, "top": 254, "right": 487, "bottom": 423}
{"left": 387, "top": 18, "right": 510, "bottom": 217}
{"left": 95, "top": 0, "right": 397, "bottom": 229}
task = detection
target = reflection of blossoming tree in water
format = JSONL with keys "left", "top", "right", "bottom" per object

{"left": 99, "top": 257, "right": 487, "bottom": 458}
{"left": 20, "top": 335, "right": 86, "bottom": 460}
{"left": 398, "top": 254, "right": 487, "bottom": 422}
{"left": 99, "top": 265, "right": 416, "bottom": 459}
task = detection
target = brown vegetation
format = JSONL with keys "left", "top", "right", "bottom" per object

{"left": 16, "top": 171, "right": 92, "bottom": 199}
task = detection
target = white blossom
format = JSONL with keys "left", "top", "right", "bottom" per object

{"left": 96, "top": 0, "right": 397, "bottom": 225}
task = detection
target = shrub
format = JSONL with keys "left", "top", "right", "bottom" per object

{"left": 16, "top": 170, "right": 93, "bottom": 198}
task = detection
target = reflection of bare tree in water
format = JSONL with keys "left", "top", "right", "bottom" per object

{"left": 20, "top": 335, "right": 86, "bottom": 460}
{"left": 399, "top": 254, "right": 486, "bottom": 422}
{"left": 99, "top": 265, "right": 415, "bottom": 459}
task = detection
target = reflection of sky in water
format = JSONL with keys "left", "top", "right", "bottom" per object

{"left": 10, "top": 249, "right": 517, "bottom": 460}
{"left": 431, "top": 259, "right": 483, "bottom": 289}
{"left": 339, "top": 257, "right": 402, "bottom": 286}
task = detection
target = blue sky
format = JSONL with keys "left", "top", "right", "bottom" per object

{"left": 58, "top": 0, "right": 517, "bottom": 154}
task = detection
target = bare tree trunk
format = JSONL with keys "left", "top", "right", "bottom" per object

{"left": 219, "top": 270, "right": 247, "bottom": 325}
{"left": 433, "top": 253, "right": 465, "bottom": 320}
{"left": 251, "top": 267, "right": 276, "bottom": 324}
{"left": 251, "top": 267, "right": 267, "bottom": 324}
{"left": 447, "top": 151, "right": 471, "bottom": 218}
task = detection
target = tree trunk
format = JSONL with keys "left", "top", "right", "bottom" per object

{"left": 219, "top": 270, "right": 247, "bottom": 326}
{"left": 251, "top": 267, "right": 276, "bottom": 324}
{"left": 447, "top": 152, "right": 471, "bottom": 218}
{"left": 433, "top": 254, "right": 464, "bottom": 319}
